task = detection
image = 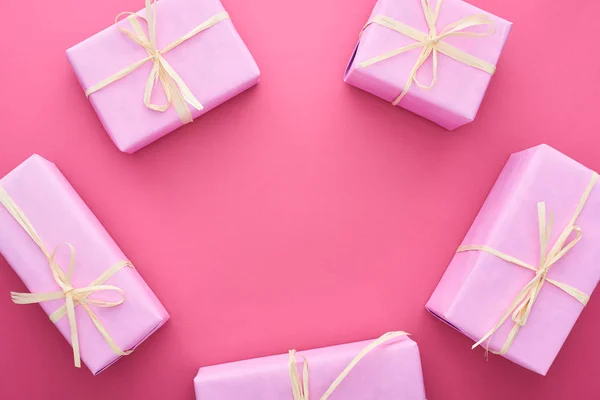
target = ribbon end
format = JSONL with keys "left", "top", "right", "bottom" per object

{"left": 10, "top": 292, "right": 19, "bottom": 303}
{"left": 581, "top": 296, "right": 590, "bottom": 306}
{"left": 10, "top": 292, "right": 32, "bottom": 305}
{"left": 471, "top": 336, "right": 488, "bottom": 351}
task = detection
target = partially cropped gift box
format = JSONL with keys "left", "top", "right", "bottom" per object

{"left": 426, "top": 144, "right": 600, "bottom": 375}
{"left": 345, "top": 0, "right": 511, "bottom": 129}
{"left": 194, "top": 332, "right": 426, "bottom": 399}
{"left": 0, "top": 155, "right": 169, "bottom": 374}
{"left": 67, "top": 0, "right": 260, "bottom": 153}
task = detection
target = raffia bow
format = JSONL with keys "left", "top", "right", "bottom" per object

{"left": 85, "top": 0, "right": 230, "bottom": 123}
{"left": 1, "top": 186, "right": 134, "bottom": 368}
{"left": 359, "top": 0, "right": 496, "bottom": 105}
{"left": 458, "top": 172, "right": 598, "bottom": 355}
{"left": 288, "top": 331, "right": 408, "bottom": 400}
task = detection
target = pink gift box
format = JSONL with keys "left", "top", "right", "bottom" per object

{"left": 426, "top": 144, "right": 600, "bottom": 375}
{"left": 194, "top": 334, "right": 426, "bottom": 399}
{"left": 344, "top": 0, "right": 511, "bottom": 130}
{"left": 67, "top": 0, "right": 260, "bottom": 153}
{"left": 0, "top": 155, "right": 169, "bottom": 374}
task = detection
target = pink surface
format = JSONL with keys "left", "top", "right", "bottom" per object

{"left": 194, "top": 335, "right": 426, "bottom": 399}
{"left": 345, "top": 0, "right": 511, "bottom": 129}
{"left": 67, "top": 0, "right": 259, "bottom": 153}
{"left": 1, "top": 0, "right": 600, "bottom": 398}
{"left": 0, "top": 155, "right": 169, "bottom": 374}
{"left": 426, "top": 145, "right": 600, "bottom": 375}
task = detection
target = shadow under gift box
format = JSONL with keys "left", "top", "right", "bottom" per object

{"left": 344, "top": 0, "right": 511, "bottom": 130}
{"left": 0, "top": 155, "right": 169, "bottom": 374}
{"left": 194, "top": 335, "right": 426, "bottom": 399}
{"left": 426, "top": 144, "right": 600, "bottom": 375}
{"left": 67, "top": 0, "right": 260, "bottom": 153}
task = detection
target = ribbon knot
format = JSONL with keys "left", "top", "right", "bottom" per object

{"left": 1, "top": 187, "right": 135, "bottom": 368}
{"left": 457, "top": 172, "right": 597, "bottom": 356}
{"left": 359, "top": 0, "right": 497, "bottom": 106}
{"left": 426, "top": 36, "right": 440, "bottom": 46}
{"left": 84, "top": 0, "right": 230, "bottom": 124}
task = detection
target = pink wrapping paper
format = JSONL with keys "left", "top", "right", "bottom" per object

{"left": 426, "top": 144, "right": 600, "bottom": 375}
{"left": 194, "top": 335, "right": 426, "bottom": 399}
{"left": 344, "top": 0, "right": 511, "bottom": 130}
{"left": 0, "top": 155, "right": 169, "bottom": 374}
{"left": 67, "top": 0, "right": 260, "bottom": 153}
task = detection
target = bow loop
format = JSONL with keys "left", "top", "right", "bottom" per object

{"left": 547, "top": 225, "right": 583, "bottom": 268}
{"left": 143, "top": 56, "right": 174, "bottom": 113}
{"left": 411, "top": 48, "right": 438, "bottom": 90}
{"left": 114, "top": 12, "right": 154, "bottom": 53}
{"left": 438, "top": 14, "right": 495, "bottom": 39}
{"left": 510, "top": 273, "right": 545, "bottom": 327}
{"left": 48, "top": 242, "right": 77, "bottom": 291}
{"left": 72, "top": 285, "right": 127, "bottom": 307}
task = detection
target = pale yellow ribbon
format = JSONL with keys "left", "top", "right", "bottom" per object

{"left": 457, "top": 172, "right": 598, "bottom": 355}
{"left": 288, "top": 331, "right": 408, "bottom": 399}
{"left": 0, "top": 186, "right": 134, "bottom": 368}
{"left": 85, "top": 0, "right": 230, "bottom": 123}
{"left": 359, "top": 0, "right": 496, "bottom": 105}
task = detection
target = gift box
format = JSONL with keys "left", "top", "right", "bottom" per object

{"left": 344, "top": 0, "right": 511, "bottom": 130}
{"left": 0, "top": 155, "right": 169, "bottom": 374}
{"left": 67, "top": 0, "right": 260, "bottom": 153}
{"left": 194, "top": 332, "right": 426, "bottom": 399}
{"left": 426, "top": 144, "right": 600, "bottom": 375}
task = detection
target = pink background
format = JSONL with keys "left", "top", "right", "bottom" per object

{"left": 0, "top": 0, "right": 599, "bottom": 398}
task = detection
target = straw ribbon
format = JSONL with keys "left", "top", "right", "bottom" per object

{"left": 457, "top": 172, "right": 598, "bottom": 355}
{"left": 85, "top": 0, "right": 230, "bottom": 123}
{"left": 288, "top": 331, "right": 408, "bottom": 399}
{"left": 0, "top": 186, "right": 134, "bottom": 368}
{"left": 359, "top": 0, "right": 496, "bottom": 105}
